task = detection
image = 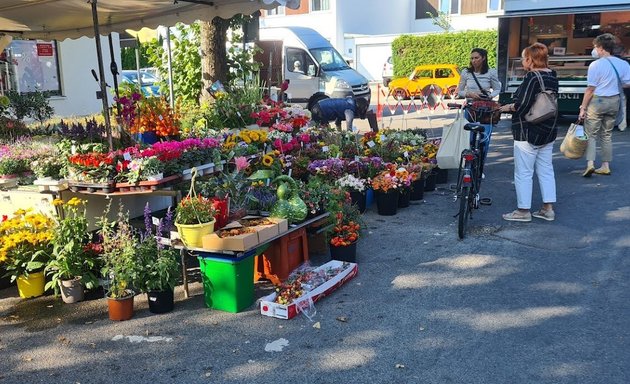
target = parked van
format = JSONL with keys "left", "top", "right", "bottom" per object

{"left": 257, "top": 27, "right": 370, "bottom": 110}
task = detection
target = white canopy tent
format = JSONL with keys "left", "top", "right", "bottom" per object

{"left": 0, "top": 0, "right": 298, "bottom": 148}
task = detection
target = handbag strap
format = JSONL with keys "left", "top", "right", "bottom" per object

{"left": 531, "top": 70, "right": 547, "bottom": 92}
{"left": 470, "top": 71, "right": 490, "bottom": 98}
{"left": 605, "top": 58, "right": 623, "bottom": 93}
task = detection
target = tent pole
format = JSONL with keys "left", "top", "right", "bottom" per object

{"left": 165, "top": 26, "right": 174, "bottom": 109}
{"left": 90, "top": 0, "right": 113, "bottom": 151}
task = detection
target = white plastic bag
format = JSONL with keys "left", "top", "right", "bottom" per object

{"left": 436, "top": 111, "right": 470, "bottom": 169}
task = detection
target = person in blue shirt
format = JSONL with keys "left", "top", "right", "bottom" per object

{"left": 311, "top": 97, "right": 369, "bottom": 130}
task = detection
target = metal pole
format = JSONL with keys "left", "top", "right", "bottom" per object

{"left": 90, "top": 0, "right": 113, "bottom": 151}
{"left": 135, "top": 43, "right": 142, "bottom": 95}
{"left": 108, "top": 33, "right": 120, "bottom": 115}
{"left": 165, "top": 26, "right": 174, "bottom": 108}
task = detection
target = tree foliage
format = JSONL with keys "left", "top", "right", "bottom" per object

{"left": 391, "top": 30, "right": 497, "bottom": 78}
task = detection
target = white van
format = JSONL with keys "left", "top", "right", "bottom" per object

{"left": 257, "top": 26, "right": 370, "bottom": 110}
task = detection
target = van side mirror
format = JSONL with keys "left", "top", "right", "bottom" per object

{"left": 307, "top": 65, "right": 316, "bottom": 77}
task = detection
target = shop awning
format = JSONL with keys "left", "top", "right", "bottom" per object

{"left": 0, "top": 0, "right": 297, "bottom": 40}
{"left": 499, "top": 1, "right": 630, "bottom": 18}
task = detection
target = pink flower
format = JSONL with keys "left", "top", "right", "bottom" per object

{"left": 234, "top": 156, "right": 249, "bottom": 172}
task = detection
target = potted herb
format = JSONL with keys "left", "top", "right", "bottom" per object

{"left": 136, "top": 205, "right": 180, "bottom": 314}
{"left": 45, "top": 198, "right": 99, "bottom": 303}
{"left": 98, "top": 203, "right": 140, "bottom": 321}
{"left": 0, "top": 209, "right": 54, "bottom": 298}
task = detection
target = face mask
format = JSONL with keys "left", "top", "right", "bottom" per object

{"left": 591, "top": 48, "right": 600, "bottom": 58}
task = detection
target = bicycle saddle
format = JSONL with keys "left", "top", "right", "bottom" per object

{"left": 463, "top": 123, "right": 485, "bottom": 132}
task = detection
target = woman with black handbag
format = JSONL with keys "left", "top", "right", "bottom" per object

{"left": 499, "top": 43, "right": 559, "bottom": 222}
{"left": 456, "top": 48, "right": 502, "bottom": 168}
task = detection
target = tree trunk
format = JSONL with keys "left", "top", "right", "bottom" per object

{"left": 199, "top": 17, "right": 230, "bottom": 104}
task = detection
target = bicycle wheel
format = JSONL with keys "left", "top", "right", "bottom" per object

{"left": 458, "top": 186, "right": 471, "bottom": 239}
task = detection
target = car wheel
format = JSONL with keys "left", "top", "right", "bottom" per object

{"left": 391, "top": 88, "right": 407, "bottom": 100}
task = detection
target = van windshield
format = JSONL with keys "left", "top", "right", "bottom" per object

{"left": 309, "top": 47, "right": 350, "bottom": 71}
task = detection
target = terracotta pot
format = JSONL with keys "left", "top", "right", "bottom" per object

{"left": 59, "top": 277, "right": 84, "bottom": 304}
{"left": 107, "top": 294, "right": 135, "bottom": 321}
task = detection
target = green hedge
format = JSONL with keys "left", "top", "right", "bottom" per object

{"left": 391, "top": 30, "right": 497, "bottom": 78}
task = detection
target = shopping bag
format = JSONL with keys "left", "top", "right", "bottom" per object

{"left": 436, "top": 111, "right": 470, "bottom": 169}
{"left": 560, "top": 122, "right": 588, "bottom": 159}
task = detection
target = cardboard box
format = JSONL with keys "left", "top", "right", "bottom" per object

{"left": 268, "top": 217, "right": 289, "bottom": 233}
{"left": 259, "top": 260, "right": 358, "bottom": 320}
{"left": 202, "top": 231, "right": 258, "bottom": 252}
{"left": 252, "top": 222, "right": 279, "bottom": 243}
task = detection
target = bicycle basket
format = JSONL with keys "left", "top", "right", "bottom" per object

{"left": 471, "top": 100, "right": 501, "bottom": 124}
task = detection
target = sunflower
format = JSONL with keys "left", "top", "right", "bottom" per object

{"left": 262, "top": 154, "right": 274, "bottom": 167}
{"left": 249, "top": 131, "right": 260, "bottom": 141}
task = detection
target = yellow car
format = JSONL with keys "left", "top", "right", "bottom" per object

{"left": 388, "top": 64, "right": 460, "bottom": 100}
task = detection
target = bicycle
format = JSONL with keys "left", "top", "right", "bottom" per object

{"left": 447, "top": 101, "right": 497, "bottom": 239}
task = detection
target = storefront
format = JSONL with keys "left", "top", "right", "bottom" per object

{"left": 497, "top": 1, "right": 630, "bottom": 116}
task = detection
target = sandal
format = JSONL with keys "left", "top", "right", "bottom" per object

{"left": 502, "top": 210, "right": 532, "bottom": 222}
{"left": 582, "top": 166, "right": 595, "bottom": 177}
{"left": 594, "top": 168, "right": 611, "bottom": 175}
{"left": 532, "top": 208, "right": 555, "bottom": 221}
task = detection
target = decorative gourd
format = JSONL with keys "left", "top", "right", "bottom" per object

{"left": 270, "top": 176, "right": 307, "bottom": 224}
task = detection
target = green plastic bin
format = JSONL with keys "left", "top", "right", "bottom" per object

{"left": 198, "top": 255, "right": 255, "bottom": 313}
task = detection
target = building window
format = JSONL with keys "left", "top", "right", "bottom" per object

{"left": 488, "top": 0, "right": 502, "bottom": 12}
{"left": 267, "top": 6, "right": 285, "bottom": 16}
{"left": 311, "top": 0, "right": 330, "bottom": 12}
{"left": 415, "top": 0, "right": 438, "bottom": 19}
{"left": 440, "top": 0, "right": 459, "bottom": 15}
{"left": 0, "top": 39, "right": 61, "bottom": 96}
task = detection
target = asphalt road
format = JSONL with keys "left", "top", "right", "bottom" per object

{"left": 1, "top": 121, "right": 629, "bottom": 384}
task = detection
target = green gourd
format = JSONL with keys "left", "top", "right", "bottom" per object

{"left": 270, "top": 176, "right": 307, "bottom": 224}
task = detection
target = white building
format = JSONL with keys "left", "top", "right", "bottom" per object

{"left": 260, "top": 0, "right": 502, "bottom": 82}
{"left": 1, "top": 35, "right": 119, "bottom": 118}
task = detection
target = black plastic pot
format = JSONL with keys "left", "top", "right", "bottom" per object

{"left": 375, "top": 191, "right": 399, "bottom": 216}
{"left": 147, "top": 290, "right": 174, "bottom": 314}
{"left": 436, "top": 168, "right": 449, "bottom": 184}
{"left": 398, "top": 188, "right": 411, "bottom": 208}
{"left": 330, "top": 241, "right": 357, "bottom": 263}
{"left": 410, "top": 179, "right": 425, "bottom": 201}
{"left": 349, "top": 190, "right": 367, "bottom": 213}
{"left": 424, "top": 171, "right": 437, "bottom": 192}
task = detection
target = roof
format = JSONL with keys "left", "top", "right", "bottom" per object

{"left": 0, "top": 0, "right": 296, "bottom": 40}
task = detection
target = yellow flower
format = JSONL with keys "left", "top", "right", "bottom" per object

{"left": 249, "top": 131, "right": 260, "bottom": 141}
{"left": 53, "top": 198, "right": 64, "bottom": 206}
{"left": 262, "top": 155, "right": 274, "bottom": 167}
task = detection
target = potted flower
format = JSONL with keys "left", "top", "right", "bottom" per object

{"left": 0, "top": 209, "right": 54, "bottom": 298}
{"left": 394, "top": 167, "right": 413, "bottom": 208}
{"left": 328, "top": 202, "right": 363, "bottom": 263}
{"left": 175, "top": 189, "right": 217, "bottom": 248}
{"left": 45, "top": 198, "right": 99, "bottom": 303}
{"left": 136, "top": 205, "right": 180, "bottom": 314}
{"left": 302, "top": 177, "right": 334, "bottom": 217}
{"left": 98, "top": 203, "right": 140, "bottom": 321}
{"left": 124, "top": 156, "right": 164, "bottom": 184}
{"left": 336, "top": 174, "right": 368, "bottom": 213}
{"left": 370, "top": 166, "right": 406, "bottom": 216}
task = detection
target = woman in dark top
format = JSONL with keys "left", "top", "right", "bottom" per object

{"left": 499, "top": 43, "right": 559, "bottom": 222}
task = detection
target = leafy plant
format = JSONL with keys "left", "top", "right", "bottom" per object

{"left": 6, "top": 90, "right": 54, "bottom": 124}
{"left": 175, "top": 195, "right": 217, "bottom": 225}
{"left": 45, "top": 198, "right": 99, "bottom": 294}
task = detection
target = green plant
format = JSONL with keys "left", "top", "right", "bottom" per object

{"left": 135, "top": 205, "right": 180, "bottom": 293}
{"left": 45, "top": 198, "right": 99, "bottom": 294}
{"left": 31, "top": 155, "right": 64, "bottom": 179}
{"left": 0, "top": 157, "right": 27, "bottom": 176}
{"left": 175, "top": 195, "right": 217, "bottom": 225}
{"left": 98, "top": 203, "right": 140, "bottom": 298}
{"left": 391, "top": 30, "right": 497, "bottom": 78}
{"left": 0, "top": 209, "right": 54, "bottom": 282}
{"left": 6, "top": 90, "right": 54, "bottom": 124}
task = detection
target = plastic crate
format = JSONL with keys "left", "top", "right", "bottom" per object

{"left": 254, "top": 227, "right": 309, "bottom": 285}
{"left": 198, "top": 254, "right": 255, "bottom": 313}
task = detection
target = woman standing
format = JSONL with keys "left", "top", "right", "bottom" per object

{"left": 499, "top": 43, "right": 559, "bottom": 222}
{"left": 579, "top": 33, "right": 630, "bottom": 177}
{"left": 457, "top": 48, "right": 502, "bottom": 164}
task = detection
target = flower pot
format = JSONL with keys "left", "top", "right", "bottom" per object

{"left": 16, "top": 271, "right": 45, "bottom": 299}
{"left": 398, "top": 188, "right": 411, "bottom": 208}
{"left": 107, "top": 294, "right": 135, "bottom": 321}
{"left": 147, "top": 290, "right": 174, "bottom": 314}
{"left": 375, "top": 190, "right": 399, "bottom": 216}
{"left": 211, "top": 197, "right": 230, "bottom": 230}
{"left": 59, "top": 277, "right": 84, "bottom": 304}
{"left": 436, "top": 167, "right": 449, "bottom": 184}
{"left": 175, "top": 219, "right": 216, "bottom": 248}
{"left": 424, "top": 171, "right": 437, "bottom": 192}
{"left": 410, "top": 179, "right": 425, "bottom": 201}
{"left": 145, "top": 173, "right": 164, "bottom": 181}
{"left": 365, "top": 188, "right": 374, "bottom": 207}
{"left": 349, "top": 190, "right": 367, "bottom": 213}
{"left": 330, "top": 241, "right": 358, "bottom": 263}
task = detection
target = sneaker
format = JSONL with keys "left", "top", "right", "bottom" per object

{"left": 582, "top": 166, "right": 595, "bottom": 177}
{"left": 532, "top": 209, "right": 555, "bottom": 221}
{"left": 502, "top": 210, "right": 532, "bottom": 222}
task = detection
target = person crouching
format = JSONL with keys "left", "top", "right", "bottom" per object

{"left": 311, "top": 97, "right": 370, "bottom": 131}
